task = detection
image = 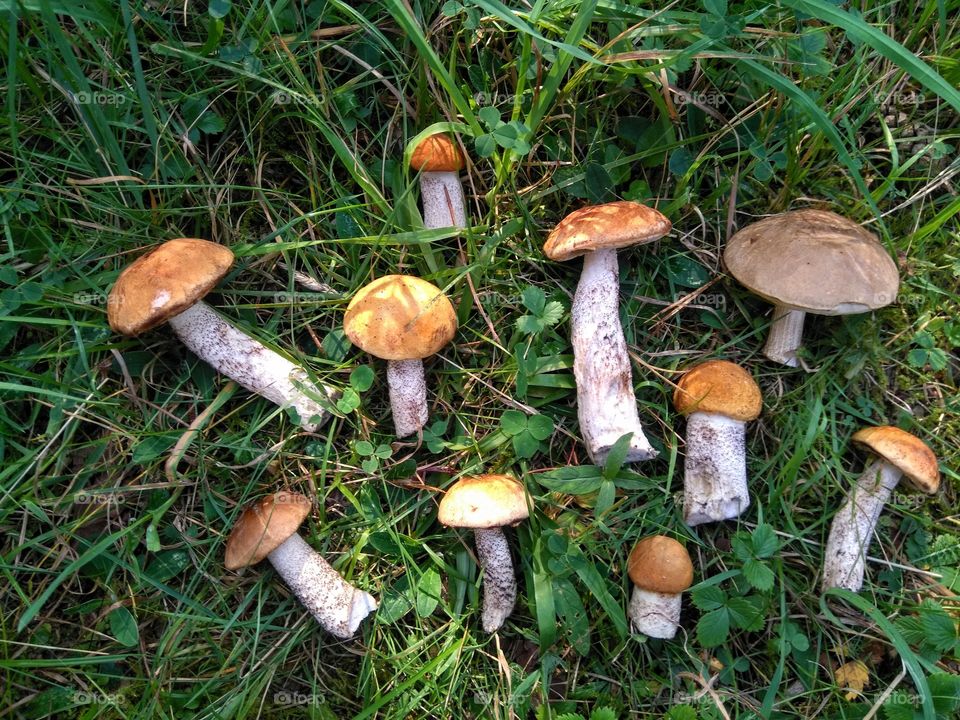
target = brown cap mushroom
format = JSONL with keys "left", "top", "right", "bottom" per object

{"left": 224, "top": 491, "right": 377, "bottom": 637}
{"left": 724, "top": 209, "right": 899, "bottom": 367}
{"left": 672, "top": 360, "right": 763, "bottom": 526}
{"left": 438, "top": 474, "right": 530, "bottom": 632}
{"left": 409, "top": 133, "right": 467, "bottom": 228}
{"left": 542, "top": 201, "right": 672, "bottom": 465}
{"left": 344, "top": 275, "right": 457, "bottom": 437}
{"left": 410, "top": 134, "right": 465, "bottom": 172}
{"left": 627, "top": 535, "right": 694, "bottom": 638}
{"left": 823, "top": 426, "right": 939, "bottom": 592}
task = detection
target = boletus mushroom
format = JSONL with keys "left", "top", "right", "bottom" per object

{"left": 822, "top": 426, "right": 939, "bottom": 592}
{"left": 108, "top": 238, "right": 336, "bottom": 431}
{"left": 724, "top": 209, "right": 899, "bottom": 367}
{"left": 438, "top": 474, "right": 529, "bottom": 632}
{"left": 410, "top": 133, "right": 467, "bottom": 229}
{"left": 225, "top": 491, "right": 377, "bottom": 638}
{"left": 343, "top": 274, "right": 457, "bottom": 437}
{"left": 627, "top": 535, "right": 694, "bottom": 639}
{"left": 673, "top": 359, "right": 762, "bottom": 525}
{"left": 543, "top": 201, "right": 672, "bottom": 465}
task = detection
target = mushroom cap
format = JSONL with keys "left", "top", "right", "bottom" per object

{"left": 224, "top": 491, "right": 311, "bottom": 570}
{"left": 628, "top": 535, "right": 694, "bottom": 593}
{"left": 673, "top": 359, "right": 762, "bottom": 421}
{"left": 108, "top": 238, "right": 234, "bottom": 336}
{"left": 410, "top": 133, "right": 465, "bottom": 172}
{"left": 437, "top": 474, "right": 529, "bottom": 528}
{"left": 723, "top": 209, "right": 899, "bottom": 315}
{"left": 543, "top": 201, "right": 672, "bottom": 261}
{"left": 344, "top": 275, "right": 457, "bottom": 360}
{"left": 852, "top": 426, "right": 940, "bottom": 494}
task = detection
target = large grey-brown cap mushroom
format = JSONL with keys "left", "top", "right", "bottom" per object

{"left": 225, "top": 491, "right": 377, "bottom": 638}
{"left": 543, "top": 201, "right": 672, "bottom": 465}
{"left": 627, "top": 535, "right": 694, "bottom": 639}
{"left": 108, "top": 238, "right": 336, "bottom": 431}
{"left": 438, "top": 474, "right": 529, "bottom": 632}
{"left": 673, "top": 360, "right": 762, "bottom": 526}
{"left": 822, "top": 426, "right": 940, "bottom": 592}
{"left": 724, "top": 209, "right": 899, "bottom": 367}
{"left": 410, "top": 133, "right": 467, "bottom": 229}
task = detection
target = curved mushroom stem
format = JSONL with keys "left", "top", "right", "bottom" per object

{"left": 167, "top": 301, "right": 335, "bottom": 431}
{"left": 420, "top": 171, "right": 466, "bottom": 229}
{"left": 572, "top": 248, "right": 657, "bottom": 465}
{"left": 683, "top": 412, "right": 749, "bottom": 526}
{"left": 763, "top": 305, "right": 806, "bottom": 367}
{"left": 386, "top": 359, "right": 428, "bottom": 437}
{"left": 628, "top": 587, "right": 682, "bottom": 639}
{"left": 822, "top": 458, "right": 902, "bottom": 592}
{"left": 474, "top": 527, "right": 517, "bottom": 633}
{"left": 267, "top": 533, "right": 378, "bottom": 638}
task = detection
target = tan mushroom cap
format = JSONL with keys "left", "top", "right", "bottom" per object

{"left": 724, "top": 209, "right": 899, "bottom": 315}
{"left": 628, "top": 535, "right": 694, "bottom": 594}
{"left": 673, "top": 359, "right": 762, "bottom": 422}
{"left": 410, "top": 133, "right": 465, "bottom": 172}
{"left": 438, "top": 474, "right": 529, "bottom": 529}
{"left": 543, "top": 201, "right": 672, "bottom": 262}
{"left": 108, "top": 238, "right": 234, "bottom": 336}
{"left": 224, "top": 491, "right": 311, "bottom": 570}
{"left": 344, "top": 275, "right": 457, "bottom": 360}
{"left": 852, "top": 426, "right": 940, "bottom": 494}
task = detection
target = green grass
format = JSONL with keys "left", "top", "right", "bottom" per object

{"left": 1, "top": 1, "right": 958, "bottom": 718}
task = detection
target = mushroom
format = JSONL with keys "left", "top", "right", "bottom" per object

{"left": 822, "top": 426, "right": 939, "bottom": 592}
{"left": 673, "top": 359, "right": 762, "bottom": 526}
{"left": 224, "top": 490, "right": 377, "bottom": 638}
{"left": 543, "top": 201, "right": 672, "bottom": 465}
{"left": 343, "top": 274, "right": 457, "bottom": 437}
{"left": 410, "top": 133, "right": 466, "bottom": 229}
{"left": 724, "top": 209, "right": 899, "bottom": 367}
{"left": 437, "top": 474, "right": 530, "bottom": 632}
{"left": 108, "top": 238, "right": 336, "bottom": 431}
{"left": 627, "top": 535, "right": 694, "bottom": 639}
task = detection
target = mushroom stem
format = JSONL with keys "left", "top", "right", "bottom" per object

{"left": 167, "top": 301, "right": 334, "bottom": 431}
{"left": 386, "top": 359, "right": 428, "bottom": 437}
{"left": 572, "top": 248, "right": 657, "bottom": 465}
{"left": 822, "top": 458, "right": 902, "bottom": 592}
{"left": 763, "top": 305, "right": 806, "bottom": 367}
{"left": 420, "top": 171, "right": 466, "bottom": 229}
{"left": 267, "top": 533, "right": 378, "bottom": 638}
{"left": 628, "top": 586, "right": 682, "bottom": 639}
{"left": 683, "top": 412, "right": 749, "bottom": 526}
{"left": 474, "top": 527, "right": 517, "bottom": 633}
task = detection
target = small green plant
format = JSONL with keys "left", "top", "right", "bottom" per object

{"left": 353, "top": 439, "right": 392, "bottom": 474}
{"left": 499, "top": 410, "right": 554, "bottom": 459}
{"left": 337, "top": 365, "right": 375, "bottom": 414}
{"left": 474, "top": 106, "right": 531, "bottom": 158}
{"left": 516, "top": 286, "right": 564, "bottom": 336}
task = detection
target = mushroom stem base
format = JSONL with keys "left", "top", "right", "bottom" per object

{"left": 763, "top": 305, "right": 806, "bottom": 367}
{"left": 386, "top": 359, "right": 428, "bottom": 437}
{"left": 474, "top": 527, "right": 517, "bottom": 633}
{"left": 420, "top": 171, "right": 466, "bottom": 229}
{"left": 822, "top": 459, "right": 902, "bottom": 592}
{"left": 572, "top": 248, "right": 657, "bottom": 465}
{"left": 268, "top": 534, "right": 378, "bottom": 638}
{"left": 168, "top": 301, "right": 334, "bottom": 431}
{"left": 628, "top": 587, "right": 682, "bottom": 639}
{"left": 683, "top": 412, "right": 749, "bottom": 526}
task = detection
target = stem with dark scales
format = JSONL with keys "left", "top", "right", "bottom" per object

{"left": 474, "top": 527, "right": 517, "bottom": 633}
{"left": 683, "top": 412, "right": 749, "bottom": 526}
{"left": 762, "top": 304, "right": 806, "bottom": 367}
{"left": 628, "top": 587, "right": 682, "bottom": 639}
{"left": 420, "top": 172, "right": 466, "bottom": 229}
{"left": 386, "top": 359, "right": 427, "bottom": 437}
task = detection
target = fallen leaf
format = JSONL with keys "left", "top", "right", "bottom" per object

{"left": 835, "top": 660, "right": 870, "bottom": 701}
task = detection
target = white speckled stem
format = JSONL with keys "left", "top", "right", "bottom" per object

{"left": 763, "top": 305, "right": 806, "bottom": 367}
{"left": 822, "top": 459, "right": 901, "bottom": 592}
{"left": 420, "top": 171, "right": 466, "bottom": 229}
{"left": 267, "top": 533, "right": 377, "bottom": 638}
{"left": 629, "top": 586, "right": 682, "bottom": 639}
{"left": 168, "top": 302, "right": 334, "bottom": 431}
{"left": 683, "top": 412, "right": 749, "bottom": 526}
{"left": 572, "top": 248, "right": 657, "bottom": 465}
{"left": 386, "top": 359, "right": 427, "bottom": 437}
{"left": 474, "top": 528, "right": 516, "bottom": 633}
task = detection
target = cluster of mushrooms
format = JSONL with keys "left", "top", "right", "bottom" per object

{"left": 105, "top": 132, "right": 942, "bottom": 642}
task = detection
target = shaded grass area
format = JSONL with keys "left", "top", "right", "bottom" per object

{"left": 0, "top": 1, "right": 958, "bottom": 718}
